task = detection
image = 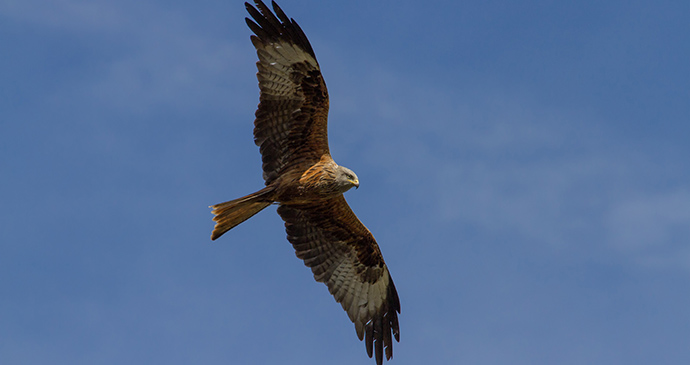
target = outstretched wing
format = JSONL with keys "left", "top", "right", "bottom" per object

{"left": 277, "top": 196, "right": 401, "bottom": 365}
{"left": 246, "top": 0, "right": 330, "bottom": 185}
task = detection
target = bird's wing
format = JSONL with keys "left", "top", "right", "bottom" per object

{"left": 277, "top": 196, "right": 401, "bottom": 365}
{"left": 246, "top": 0, "right": 330, "bottom": 185}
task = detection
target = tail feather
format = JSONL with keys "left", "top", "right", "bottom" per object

{"left": 210, "top": 186, "right": 275, "bottom": 240}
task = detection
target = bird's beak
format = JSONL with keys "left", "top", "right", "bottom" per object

{"left": 353, "top": 179, "right": 359, "bottom": 189}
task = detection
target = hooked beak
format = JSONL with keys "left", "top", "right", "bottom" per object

{"left": 353, "top": 179, "right": 359, "bottom": 189}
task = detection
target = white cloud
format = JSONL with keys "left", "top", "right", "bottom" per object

{"left": 606, "top": 189, "right": 690, "bottom": 269}
{"left": 1, "top": 0, "right": 128, "bottom": 31}
{"left": 80, "top": 31, "right": 245, "bottom": 114}
{"left": 5, "top": 0, "right": 253, "bottom": 115}
{"left": 326, "top": 61, "right": 690, "bottom": 271}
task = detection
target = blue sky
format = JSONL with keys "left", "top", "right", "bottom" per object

{"left": 2, "top": 0, "right": 689, "bottom": 364}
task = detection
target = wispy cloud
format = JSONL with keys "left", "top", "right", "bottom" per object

{"left": 323, "top": 60, "right": 690, "bottom": 272}
{"left": 1, "top": 0, "right": 129, "bottom": 31}
{"left": 4, "top": 0, "right": 253, "bottom": 115}
{"left": 606, "top": 189, "right": 690, "bottom": 269}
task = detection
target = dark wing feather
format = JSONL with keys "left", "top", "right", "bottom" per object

{"left": 246, "top": 1, "right": 330, "bottom": 185}
{"left": 277, "top": 196, "right": 401, "bottom": 365}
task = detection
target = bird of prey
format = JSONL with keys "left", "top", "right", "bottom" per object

{"left": 209, "top": 1, "right": 400, "bottom": 364}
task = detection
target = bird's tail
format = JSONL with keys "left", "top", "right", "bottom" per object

{"left": 210, "top": 186, "right": 276, "bottom": 240}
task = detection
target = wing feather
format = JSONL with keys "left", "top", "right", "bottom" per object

{"left": 245, "top": 0, "right": 330, "bottom": 184}
{"left": 277, "top": 196, "right": 400, "bottom": 365}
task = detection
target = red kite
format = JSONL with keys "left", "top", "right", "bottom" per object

{"left": 210, "top": 2, "right": 400, "bottom": 363}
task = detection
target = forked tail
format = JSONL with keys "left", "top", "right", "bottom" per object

{"left": 210, "top": 186, "right": 276, "bottom": 240}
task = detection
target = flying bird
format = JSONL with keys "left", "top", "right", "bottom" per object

{"left": 209, "top": 1, "right": 400, "bottom": 364}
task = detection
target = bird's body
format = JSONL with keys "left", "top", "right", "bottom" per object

{"left": 278, "top": 155, "right": 358, "bottom": 202}
{"left": 210, "top": 2, "right": 400, "bottom": 364}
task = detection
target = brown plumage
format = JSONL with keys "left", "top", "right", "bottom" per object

{"left": 210, "top": 1, "right": 400, "bottom": 364}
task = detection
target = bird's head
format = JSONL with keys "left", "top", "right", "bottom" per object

{"left": 335, "top": 166, "right": 359, "bottom": 192}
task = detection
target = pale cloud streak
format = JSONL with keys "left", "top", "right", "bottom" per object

{"left": 4, "top": 0, "right": 251, "bottom": 115}
{"left": 606, "top": 189, "right": 690, "bottom": 269}
{"left": 325, "top": 61, "right": 690, "bottom": 271}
